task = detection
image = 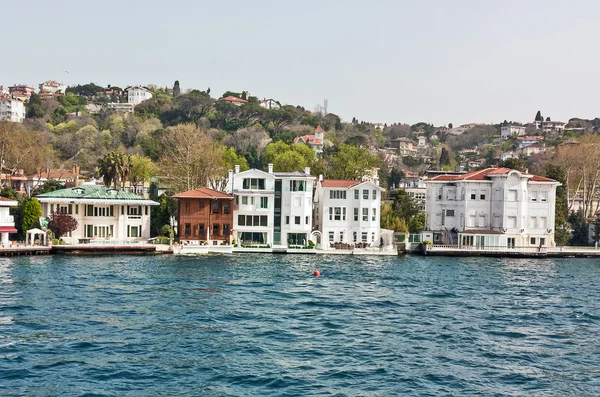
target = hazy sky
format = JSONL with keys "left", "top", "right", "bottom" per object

{"left": 4, "top": 0, "right": 599, "bottom": 126}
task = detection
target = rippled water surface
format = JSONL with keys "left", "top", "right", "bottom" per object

{"left": 1, "top": 254, "right": 600, "bottom": 396}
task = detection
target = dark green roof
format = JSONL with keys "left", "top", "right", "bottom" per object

{"left": 36, "top": 185, "right": 157, "bottom": 204}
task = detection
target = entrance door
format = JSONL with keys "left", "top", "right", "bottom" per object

{"left": 507, "top": 237, "right": 515, "bottom": 248}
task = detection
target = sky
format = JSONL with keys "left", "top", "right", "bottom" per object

{"left": 3, "top": 0, "right": 600, "bottom": 126}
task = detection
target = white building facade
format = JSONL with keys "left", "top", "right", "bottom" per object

{"left": 126, "top": 86, "right": 153, "bottom": 105}
{"left": 0, "top": 96, "right": 26, "bottom": 122}
{"left": 424, "top": 168, "right": 560, "bottom": 248}
{"left": 0, "top": 197, "right": 18, "bottom": 246}
{"left": 39, "top": 80, "right": 66, "bottom": 95}
{"left": 36, "top": 184, "right": 158, "bottom": 244}
{"left": 228, "top": 166, "right": 276, "bottom": 247}
{"left": 227, "top": 164, "right": 315, "bottom": 248}
{"left": 500, "top": 125, "right": 526, "bottom": 139}
{"left": 314, "top": 178, "right": 385, "bottom": 248}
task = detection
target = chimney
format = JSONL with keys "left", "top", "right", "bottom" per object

{"left": 228, "top": 169, "right": 233, "bottom": 182}
{"left": 234, "top": 165, "right": 240, "bottom": 174}
{"left": 304, "top": 167, "right": 311, "bottom": 175}
{"left": 268, "top": 163, "right": 273, "bottom": 174}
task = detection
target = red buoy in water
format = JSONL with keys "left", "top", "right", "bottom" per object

{"left": 314, "top": 270, "right": 320, "bottom": 277}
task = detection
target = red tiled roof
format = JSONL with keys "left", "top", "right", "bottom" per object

{"left": 321, "top": 180, "right": 359, "bottom": 188}
{"left": 0, "top": 196, "right": 17, "bottom": 202}
{"left": 173, "top": 188, "right": 233, "bottom": 199}
{"left": 428, "top": 168, "right": 557, "bottom": 183}
{"left": 30, "top": 169, "right": 78, "bottom": 180}
{"left": 294, "top": 135, "right": 322, "bottom": 146}
{"left": 315, "top": 125, "right": 324, "bottom": 133}
{"left": 221, "top": 96, "right": 247, "bottom": 103}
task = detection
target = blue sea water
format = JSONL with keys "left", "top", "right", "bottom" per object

{"left": 0, "top": 254, "right": 599, "bottom": 396}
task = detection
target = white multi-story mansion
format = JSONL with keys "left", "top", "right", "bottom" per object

{"left": 0, "top": 197, "right": 18, "bottom": 246}
{"left": 314, "top": 177, "right": 385, "bottom": 248}
{"left": 39, "top": 80, "right": 66, "bottom": 95}
{"left": 126, "top": 86, "right": 153, "bottom": 105}
{"left": 227, "top": 164, "right": 315, "bottom": 248}
{"left": 36, "top": 184, "right": 158, "bottom": 244}
{"left": 0, "top": 95, "right": 26, "bottom": 122}
{"left": 424, "top": 168, "right": 560, "bottom": 248}
{"left": 500, "top": 125, "right": 526, "bottom": 139}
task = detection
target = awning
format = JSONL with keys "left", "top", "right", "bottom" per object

{"left": 0, "top": 226, "right": 18, "bottom": 233}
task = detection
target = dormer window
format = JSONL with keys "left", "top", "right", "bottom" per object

{"left": 73, "top": 188, "right": 84, "bottom": 195}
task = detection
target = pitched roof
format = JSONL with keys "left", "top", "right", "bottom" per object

{"left": 29, "top": 168, "right": 79, "bottom": 180}
{"left": 173, "top": 188, "right": 232, "bottom": 199}
{"left": 294, "top": 135, "right": 322, "bottom": 146}
{"left": 36, "top": 185, "right": 158, "bottom": 204}
{"left": 321, "top": 180, "right": 359, "bottom": 188}
{"left": 221, "top": 96, "right": 247, "bottom": 103}
{"left": 315, "top": 125, "right": 324, "bottom": 133}
{"left": 517, "top": 136, "right": 543, "bottom": 141}
{"left": 427, "top": 168, "right": 557, "bottom": 183}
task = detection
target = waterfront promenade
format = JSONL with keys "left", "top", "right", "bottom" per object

{"left": 424, "top": 244, "right": 600, "bottom": 258}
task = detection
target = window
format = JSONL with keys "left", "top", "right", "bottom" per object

{"left": 446, "top": 210, "right": 455, "bottom": 217}
{"left": 362, "top": 208, "right": 368, "bottom": 221}
{"left": 354, "top": 190, "right": 359, "bottom": 199}
{"left": 285, "top": 216, "right": 290, "bottom": 224}
{"left": 530, "top": 237, "right": 536, "bottom": 245}
{"left": 213, "top": 224, "right": 219, "bottom": 236}
{"left": 223, "top": 203, "right": 229, "bottom": 214}
{"left": 531, "top": 191, "right": 538, "bottom": 202}
{"left": 305, "top": 216, "right": 309, "bottom": 225}
{"left": 372, "top": 232, "right": 375, "bottom": 242}
{"left": 243, "top": 178, "right": 266, "bottom": 190}
{"left": 185, "top": 201, "right": 190, "bottom": 214}
{"left": 329, "top": 231, "right": 334, "bottom": 242}
{"left": 372, "top": 190, "right": 377, "bottom": 200}
{"left": 334, "top": 207, "right": 341, "bottom": 221}
{"left": 250, "top": 197, "right": 255, "bottom": 205}
{"left": 470, "top": 193, "right": 476, "bottom": 200}
{"left": 540, "top": 237, "right": 546, "bottom": 246}
{"left": 238, "top": 215, "right": 245, "bottom": 226}
{"left": 372, "top": 208, "right": 376, "bottom": 221}
{"left": 185, "top": 223, "right": 191, "bottom": 235}
{"left": 353, "top": 232, "right": 357, "bottom": 242}
{"left": 295, "top": 216, "right": 301, "bottom": 225}
{"left": 200, "top": 201, "right": 205, "bottom": 210}
{"left": 235, "top": 196, "right": 239, "bottom": 205}
{"left": 212, "top": 202, "right": 219, "bottom": 214}
{"left": 223, "top": 224, "right": 230, "bottom": 236}
{"left": 329, "top": 190, "right": 347, "bottom": 199}
{"left": 242, "top": 196, "right": 248, "bottom": 205}
{"left": 260, "top": 197, "right": 269, "bottom": 209}
{"left": 290, "top": 180, "right": 306, "bottom": 192}
{"left": 340, "top": 231, "right": 344, "bottom": 242}
{"left": 540, "top": 191, "right": 548, "bottom": 202}
{"left": 480, "top": 193, "right": 486, "bottom": 200}
{"left": 363, "top": 189, "right": 369, "bottom": 199}
{"left": 362, "top": 232, "right": 368, "bottom": 242}
{"left": 354, "top": 208, "right": 359, "bottom": 221}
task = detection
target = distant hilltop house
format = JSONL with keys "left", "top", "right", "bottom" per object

{"left": 259, "top": 98, "right": 280, "bottom": 110}
{"left": 500, "top": 151, "right": 518, "bottom": 161}
{"left": 125, "top": 86, "right": 153, "bottom": 106}
{"left": 39, "top": 80, "right": 66, "bottom": 96}
{"left": 391, "top": 137, "right": 418, "bottom": 156}
{"left": 294, "top": 125, "right": 325, "bottom": 154}
{"left": 35, "top": 184, "right": 159, "bottom": 244}
{"left": 0, "top": 94, "right": 26, "bottom": 122}
{"left": 520, "top": 143, "right": 546, "bottom": 157}
{"left": 424, "top": 167, "right": 560, "bottom": 248}
{"left": 10, "top": 167, "right": 82, "bottom": 195}
{"left": 417, "top": 136, "right": 428, "bottom": 148}
{"left": 500, "top": 125, "right": 526, "bottom": 139}
{"left": 516, "top": 136, "right": 544, "bottom": 149}
{"left": 220, "top": 96, "right": 248, "bottom": 106}
{"left": 540, "top": 120, "right": 565, "bottom": 134}
{"left": 373, "top": 123, "right": 385, "bottom": 130}
{"left": 8, "top": 85, "right": 35, "bottom": 101}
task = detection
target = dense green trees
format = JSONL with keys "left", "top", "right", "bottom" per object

{"left": 20, "top": 198, "right": 42, "bottom": 239}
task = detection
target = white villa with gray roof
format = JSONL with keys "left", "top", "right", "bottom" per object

{"left": 36, "top": 184, "right": 158, "bottom": 244}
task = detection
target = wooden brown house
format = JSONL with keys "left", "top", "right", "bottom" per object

{"left": 173, "top": 188, "right": 234, "bottom": 243}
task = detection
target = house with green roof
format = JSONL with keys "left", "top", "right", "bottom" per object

{"left": 36, "top": 183, "right": 159, "bottom": 243}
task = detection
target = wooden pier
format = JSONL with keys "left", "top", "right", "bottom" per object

{"left": 0, "top": 246, "right": 51, "bottom": 256}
